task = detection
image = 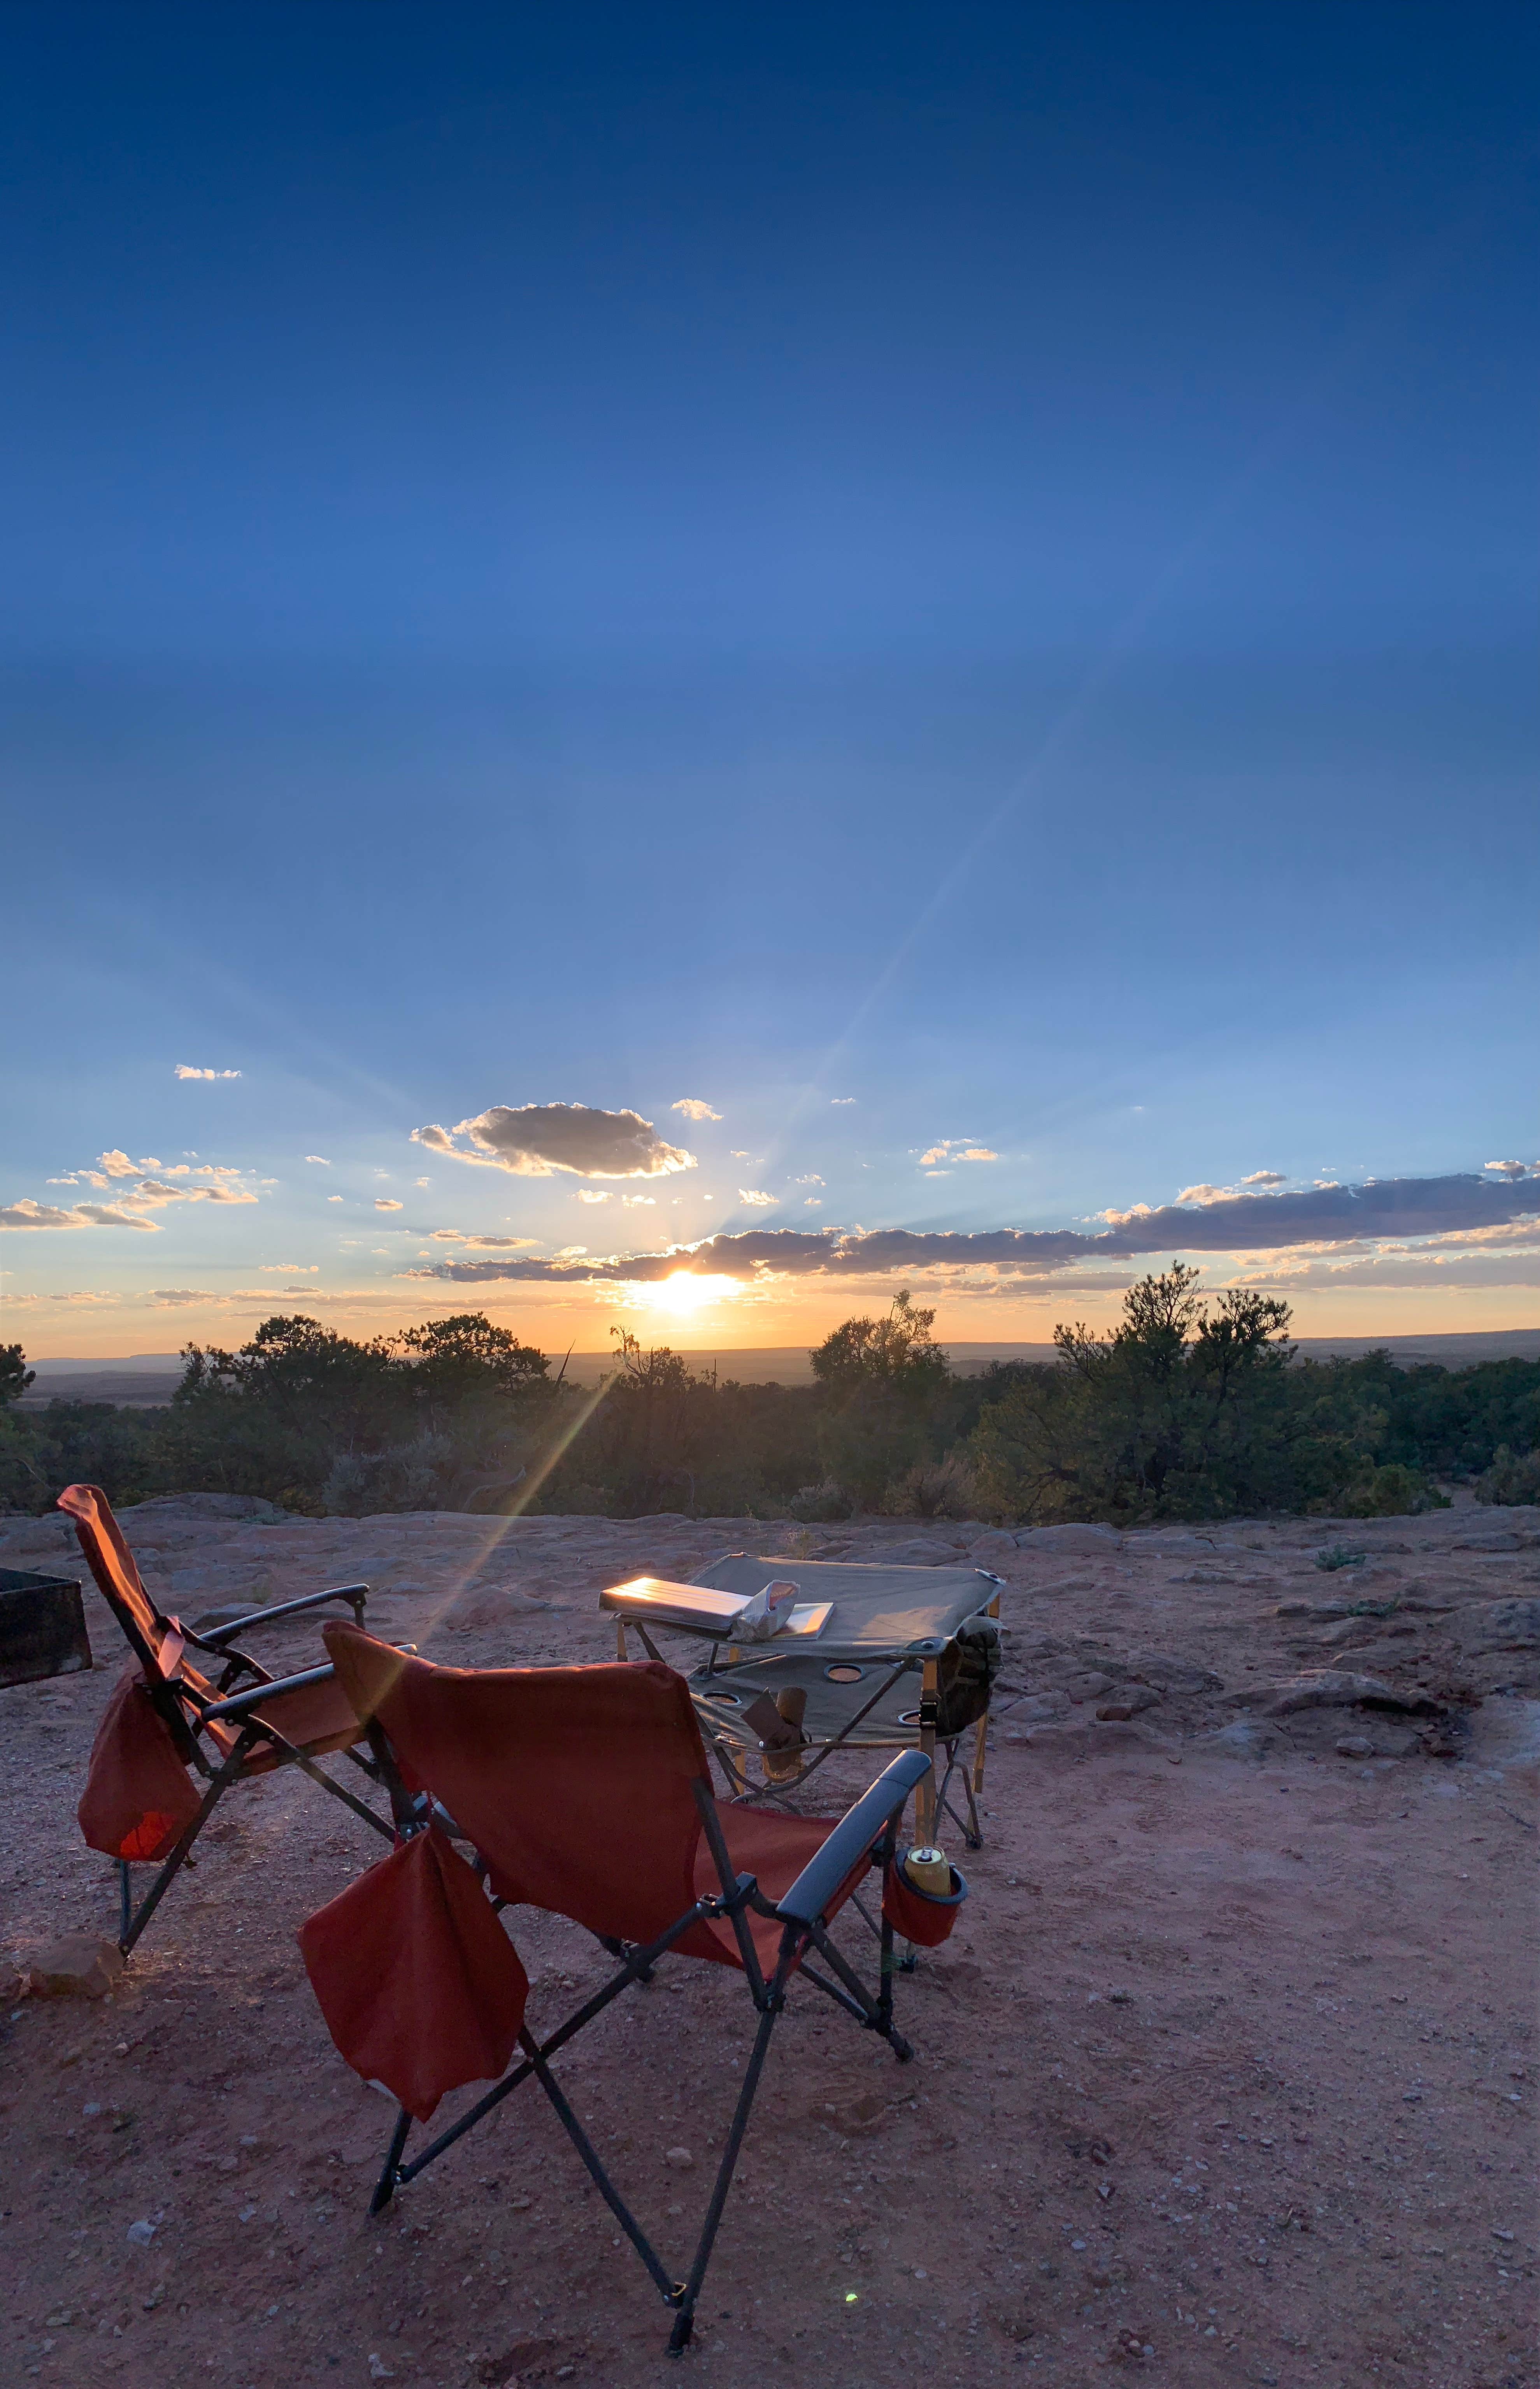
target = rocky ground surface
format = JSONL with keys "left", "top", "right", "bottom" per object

{"left": 0, "top": 1494, "right": 1536, "bottom": 2389}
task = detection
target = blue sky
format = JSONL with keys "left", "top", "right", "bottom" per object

{"left": 3, "top": 2, "right": 1536, "bottom": 1354}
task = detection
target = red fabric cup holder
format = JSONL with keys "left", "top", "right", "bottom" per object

{"left": 881, "top": 1861, "right": 968, "bottom": 1948}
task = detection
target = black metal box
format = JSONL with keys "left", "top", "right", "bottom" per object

{"left": 0, "top": 1567, "right": 93, "bottom": 1687}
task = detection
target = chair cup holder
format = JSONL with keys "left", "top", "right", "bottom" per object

{"left": 882, "top": 1861, "right": 968, "bottom": 1948}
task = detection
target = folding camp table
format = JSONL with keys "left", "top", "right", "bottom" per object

{"left": 602, "top": 1551, "right": 1003, "bottom": 1851}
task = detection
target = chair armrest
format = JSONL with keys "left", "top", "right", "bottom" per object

{"left": 774, "top": 1749, "right": 931, "bottom": 1927}
{"left": 196, "top": 1584, "right": 368, "bottom": 1647}
{"left": 199, "top": 1663, "right": 339, "bottom": 1721}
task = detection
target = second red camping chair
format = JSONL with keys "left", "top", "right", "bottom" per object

{"left": 299, "top": 1622, "right": 966, "bottom": 2355}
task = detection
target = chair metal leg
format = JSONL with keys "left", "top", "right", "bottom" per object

{"left": 669, "top": 1994, "right": 782, "bottom": 2354}
{"left": 119, "top": 1768, "right": 235, "bottom": 1954}
{"left": 370, "top": 2107, "right": 413, "bottom": 2214}
{"left": 521, "top": 2030, "right": 680, "bottom": 2306}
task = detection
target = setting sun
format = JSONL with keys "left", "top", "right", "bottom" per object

{"left": 630, "top": 1271, "right": 742, "bottom": 1319}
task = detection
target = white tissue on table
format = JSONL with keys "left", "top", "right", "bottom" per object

{"left": 734, "top": 1578, "right": 800, "bottom": 1643}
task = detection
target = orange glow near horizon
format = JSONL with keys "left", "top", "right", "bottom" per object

{"left": 13, "top": 1274, "right": 1540, "bottom": 1363}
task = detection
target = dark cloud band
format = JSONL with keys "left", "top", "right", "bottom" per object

{"left": 399, "top": 1168, "right": 1540, "bottom": 1287}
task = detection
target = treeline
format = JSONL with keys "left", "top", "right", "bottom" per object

{"left": 2, "top": 1273, "right": 1538, "bottom": 1523}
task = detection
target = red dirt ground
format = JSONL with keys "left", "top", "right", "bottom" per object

{"left": 1, "top": 1499, "right": 1535, "bottom": 2389}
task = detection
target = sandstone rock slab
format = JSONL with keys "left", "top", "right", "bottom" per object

{"left": 23, "top": 1935, "right": 125, "bottom": 1999}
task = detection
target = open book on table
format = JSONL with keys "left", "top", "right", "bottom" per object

{"left": 600, "top": 1576, "right": 833, "bottom": 1640}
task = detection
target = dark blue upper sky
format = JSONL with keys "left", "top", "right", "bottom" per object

{"left": 3, "top": 3, "right": 1536, "bottom": 1347}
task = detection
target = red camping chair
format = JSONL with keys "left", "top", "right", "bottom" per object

{"left": 300, "top": 1624, "right": 965, "bottom": 2356}
{"left": 58, "top": 1484, "right": 395, "bottom": 1952}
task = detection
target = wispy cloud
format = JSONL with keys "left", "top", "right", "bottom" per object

{"left": 175, "top": 1065, "right": 242, "bottom": 1080}
{"left": 305, "top": 1154, "right": 332, "bottom": 1165}
{"left": 5, "top": 1289, "right": 120, "bottom": 1306}
{"left": 671, "top": 1098, "right": 722, "bottom": 1121}
{"left": 374, "top": 1198, "right": 404, "bottom": 1211}
{"left": 737, "top": 1189, "right": 777, "bottom": 1208}
{"left": 428, "top": 1231, "right": 537, "bottom": 1249}
{"left": 412, "top": 1102, "right": 696, "bottom": 1180}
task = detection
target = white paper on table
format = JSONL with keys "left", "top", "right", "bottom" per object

{"left": 733, "top": 1578, "right": 800, "bottom": 1643}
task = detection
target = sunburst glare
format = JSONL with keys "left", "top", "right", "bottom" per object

{"left": 628, "top": 1271, "right": 743, "bottom": 1319}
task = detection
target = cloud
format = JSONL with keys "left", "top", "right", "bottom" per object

{"left": 96, "top": 1150, "right": 141, "bottom": 1178}
{"left": 1485, "top": 1159, "right": 1536, "bottom": 1180}
{"left": 0, "top": 1197, "right": 161, "bottom": 1232}
{"left": 795, "top": 1175, "right": 824, "bottom": 1187}
{"left": 4, "top": 1289, "right": 120, "bottom": 1307}
{"left": 149, "top": 1287, "right": 217, "bottom": 1305}
{"left": 326, "top": 1194, "right": 344, "bottom": 1203}
{"left": 0, "top": 1200, "right": 98, "bottom": 1230}
{"left": 1240, "top": 1170, "right": 1287, "bottom": 1187}
{"left": 375, "top": 1198, "right": 405, "bottom": 1211}
{"left": 577, "top": 1190, "right": 612, "bottom": 1204}
{"left": 175, "top": 1065, "right": 241, "bottom": 1080}
{"left": 919, "top": 1141, "right": 998, "bottom": 1166}
{"left": 412, "top": 1103, "right": 696, "bottom": 1180}
{"left": 831, "top": 1098, "right": 856, "bottom": 1105}
{"left": 400, "top": 1167, "right": 1540, "bottom": 1289}
{"left": 1232, "top": 1250, "right": 1540, "bottom": 1292}
{"left": 672, "top": 1098, "right": 722, "bottom": 1121}
{"left": 1174, "top": 1184, "right": 1230, "bottom": 1206}
{"left": 805, "top": 1197, "right": 823, "bottom": 1207}
{"left": 738, "top": 1190, "right": 777, "bottom": 1208}
{"left": 260, "top": 1263, "right": 318, "bottom": 1272}
{"left": 429, "top": 1231, "right": 537, "bottom": 1249}
{"left": 305, "top": 1155, "right": 332, "bottom": 1166}
{"left": 126, "top": 1176, "right": 256, "bottom": 1211}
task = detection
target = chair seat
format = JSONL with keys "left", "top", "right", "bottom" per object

{"left": 689, "top": 1800, "right": 854, "bottom": 1969}
{"left": 205, "top": 1675, "right": 367, "bottom": 1772}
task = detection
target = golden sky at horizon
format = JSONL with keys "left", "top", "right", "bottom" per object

{"left": 14, "top": 1272, "right": 1540, "bottom": 1363}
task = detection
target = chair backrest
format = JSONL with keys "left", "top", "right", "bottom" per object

{"left": 56, "top": 1483, "right": 170, "bottom": 1678}
{"left": 324, "top": 1624, "right": 715, "bottom": 1951}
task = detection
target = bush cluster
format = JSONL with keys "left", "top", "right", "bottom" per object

{"left": 2, "top": 1275, "right": 1537, "bottom": 1524}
